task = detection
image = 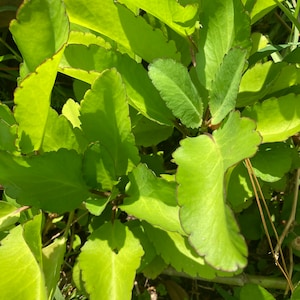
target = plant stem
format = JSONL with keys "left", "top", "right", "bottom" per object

{"left": 163, "top": 268, "right": 288, "bottom": 290}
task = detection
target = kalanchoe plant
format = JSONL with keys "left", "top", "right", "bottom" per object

{"left": 0, "top": 0, "right": 299, "bottom": 299}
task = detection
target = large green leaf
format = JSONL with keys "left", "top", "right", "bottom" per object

{"left": 10, "top": 0, "right": 69, "bottom": 78}
{"left": 0, "top": 225, "right": 47, "bottom": 300}
{"left": 0, "top": 149, "right": 90, "bottom": 213}
{"left": 118, "top": 0, "right": 199, "bottom": 36}
{"left": 64, "top": 0, "right": 179, "bottom": 62}
{"left": 78, "top": 221, "right": 144, "bottom": 300}
{"left": 148, "top": 58, "right": 203, "bottom": 128}
{"left": 143, "top": 222, "right": 229, "bottom": 279}
{"left": 42, "top": 237, "right": 66, "bottom": 299}
{"left": 209, "top": 47, "right": 247, "bottom": 124}
{"left": 120, "top": 164, "right": 185, "bottom": 235}
{"left": 59, "top": 44, "right": 174, "bottom": 125}
{"left": 196, "top": 0, "right": 251, "bottom": 91}
{"left": 13, "top": 48, "right": 65, "bottom": 153}
{"left": 243, "top": 94, "right": 300, "bottom": 143}
{"left": 80, "top": 69, "right": 139, "bottom": 176}
{"left": 173, "top": 112, "right": 261, "bottom": 271}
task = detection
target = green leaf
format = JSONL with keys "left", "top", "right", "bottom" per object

{"left": 9, "top": 0, "right": 69, "bottom": 78}
{"left": 80, "top": 69, "right": 139, "bottom": 176}
{"left": 42, "top": 237, "right": 66, "bottom": 299}
{"left": 62, "top": 99, "right": 81, "bottom": 128}
{"left": 173, "top": 112, "right": 261, "bottom": 271}
{"left": 0, "top": 225, "right": 47, "bottom": 300}
{"left": 250, "top": 0, "right": 279, "bottom": 24}
{"left": 78, "top": 221, "right": 144, "bottom": 300}
{"left": 23, "top": 213, "right": 43, "bottom": 266}
{"left": 0, "top": 149, "right": 90, "bottom": 213}
{"left": 148, "top": 58, "right": 203, "bottom": 128}
{"left": 14, "top": 48, "right": 65, "bottom": 153}
{"left": 209, "top": 47, "right": 247, "bottom": 124}
{"left": 60, "top": 44, "right": 174, "bottom": 125}
{"left": 0, "top": 201, "right": 20, "bottom": 230}
{"left": 196, "top": 0, "right": 251, "bottom": 90}
{"left": 250, "top": 143, "right": 293, "bottom": 182}
{"left": 42, "top": 108, "right": 87, "bottom": 153}
{"left": 120, "top": 164, "right": 185, "bottom": 235}
{"left": 64, "top": 0, "right": 180, "bottom": 62}
{"left": 131, "top": 110, "right": 173, "bottom": 147}
{"left": 82, "top": 142, "right": 116, "bottom": 191}
{"left": 118, "top": 0, "right": 199, "bottom": 36}
{"left": 242, "top": 94, "right": 300, "bottom": 143}
{"left": 143, "top": 222, "right": 222, "bottom": 279}
{"left": 240, "top": 283, "right": 275, "bottom": 300}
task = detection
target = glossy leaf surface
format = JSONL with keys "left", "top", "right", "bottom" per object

{"left": 78, "top": 221, "right": 144, "bottom": 300}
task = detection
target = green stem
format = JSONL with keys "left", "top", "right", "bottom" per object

{"left": 163, "top": 268, "right": 288, "bottom": 290}
{"left": 0, "top": 37, "right": 22, "bottom": 62}
{"left": 63, "top": 210, "right": 75, "bottom": 239}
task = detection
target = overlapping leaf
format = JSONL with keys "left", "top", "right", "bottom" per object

{"left": 148, "top": 58, "right": 203, "bottom": 128}
{"left": 209, "top": 48, "right": 247, "bottom": 124}
{"left": 196, "top": 0, "right": 251, "bottom": 91}
{"left": 10, "top": 0, "right": 69, "bottom": 78}
{"left": 0, "top": 201, "right": 20, "bottom": 230}
{"left": 60, "top": 44, "right": 174, "bottom": 125}
{"left": 0, "top": 225, "right": 47, "bottom": 300}
{"left": 173, "top": 112, "right": 261, "bottom": 271}
{"left": 243, "top": 94, "right": 300, "bottom": 142}
{"left": 78, "top": 221, "right": 144, "bottom": 300}
{"left": 0, "top": 149, "right": 90, "bottom": 213}
{"left": 118, "top": 0, "right": 199, "bottom": 36}
{"left": 120, "top": 164, "right": 185, "bottom": 234}
{"left": 80, "top": 69, "right": 139, "bottom": 177}
{"left": 64, "top": 0, "right": 179, "bottom": 62}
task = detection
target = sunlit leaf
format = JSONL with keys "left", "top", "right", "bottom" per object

{"left": 173, "top": 112, "right": 261, "bottom": 271}
{"left": 243, "top": 94, "right": 300, "bottom": 143}
{"left": 149, "top": 58, "right": 203, "bottom": 128}
{"left": 0, "top": 225, "right": 47, "bottom": 300}
{"left": 10, "top": 0, "right": 69, "bottom": 78}
{"left": 80, "top": 69, "right": 139, "bottom": 176}
{"left": 121, "top": 164, "right": 185, "bottom": 234}
{"left": 78, "top": 221, "right": 144, "bottom": 300}
{"left": 0, "top": 201, "right": 20, "bottom": 230}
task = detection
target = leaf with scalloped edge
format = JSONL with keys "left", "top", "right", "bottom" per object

{"left": 59, "top": 44, "right": 174, "bottom": 125}
{"left": 118, "top": 0, "right": 199, "bottom": 36}
{"left": 80, "top": 69, "right": 139, "bottom": 176}
{"left": 78, "top": 221, "right": 144, "bottom": 300}
{"left": 64, "top": 0, "right": 179, "bottom": 63}
{"left": 148, "top": 58, "right": 203, "bottom": 128}
{"left": 120, "top": 164, "right": 185, "bottom": 235}
{"left": 242, "top": 94, "right": 300, "bottom": 143}
{"left": 10, "top": 0, "right": 69, "bottom": 79}
{"left": 173, "top": 111, "right": 261, "bottom": 271}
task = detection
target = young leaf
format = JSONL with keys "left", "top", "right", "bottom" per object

{"left": 118, "top": 0, "right": 199, "bottom": 36}
{"left": 60, "top": 44, "right": 174, "bottom": 125}
{"left": 242, "top": 94, "right": 300, "bottom": 143}
{"left": 0, "top": 225, "right": 47, "bottom": 300}
{"left": 209, "top": 48, "right": 247, "bottom": 124}
{"left": 0, "top": 201, "right": 20, "bottom": 230}
{"left": 80, "top": 69, "right": 139, "bottom": 176}
{"left": 9, "top": 0, "right": 69, "bottom": 78}
{"left": 14, "top": 48, "right": 65, "bottom": 153}
{"left": 0, "top": 149, "right": 90, "bottom": 213}
{"left": 78, "top": 221, "right": 144, "bottom": 300}
{"left": 120, "top": 164, "right": 185, "bottom": 235}
{"left": 62, "top": 99, "right": 81, "bottom": 128}
{"left": 173, "top": 112, "right": 261, "bottom": 271}
{"left": 64, "top": 0, "right": 180, "bottom": 62}
{"left": 42, "top": 237, "right": 66, "bottom": 299}
{"left": 148, "top": 58, "right": 203, "bottom": 128}
{"left": 196, "top": 0, "right": 251, "bottom": 90}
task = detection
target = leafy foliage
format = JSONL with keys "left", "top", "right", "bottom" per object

{"left": 0, "top": 0, "right": 299, "bottom": 299}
